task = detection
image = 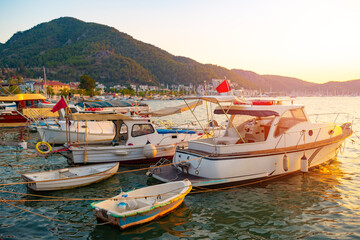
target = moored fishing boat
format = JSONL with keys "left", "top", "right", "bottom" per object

{"left": 35, "top": 100, "right": 150, "bottom": 144}
{"left": 148, "top": 96, "right": 353, "bottom": 187}
{"left": 0, "top": 94, "right": 57, "bottom": 127}
{"left": 63, "top": 113, "right": 202, "bottom": 164}
{"left": 48, "top": 100, "right": 205, "bottom": 164}
{"left": 21, "top": 162, "right": 119, "bottom": 191}
{"left": 91, "top": 179, "right": 192, "bottom": 230}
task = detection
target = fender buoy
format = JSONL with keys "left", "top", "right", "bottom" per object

{"left": 36, "top": 141, "right": 52, "bottom": 154}
{"left": 143, "top": 144, "right": 157, "bottom": 158}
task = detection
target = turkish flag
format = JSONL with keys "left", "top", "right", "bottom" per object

{"left": 216, "top": 79, "right": 231, "bottom": 93}
{"left": 51, "top": 97, "right": 68, "bottom": 113}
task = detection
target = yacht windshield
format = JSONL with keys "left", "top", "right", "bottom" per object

{"left": 274, "top": 108, "right": 307, "bottom": 137}
{"left": 226, "top": 114, "right": 275, "bottom": 142}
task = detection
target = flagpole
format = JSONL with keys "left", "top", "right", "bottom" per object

{"left": 228, "top": 79, "right": 234, "bottom": 96}
{"left": 204, "top": 80, "right": 209, "bottom": 125}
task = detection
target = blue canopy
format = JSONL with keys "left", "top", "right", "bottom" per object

{"left": 157, "top": 129, "right": 196, "bottom": 134}
{"left": 214, "top": 109, "right": 279, "bottom": 117}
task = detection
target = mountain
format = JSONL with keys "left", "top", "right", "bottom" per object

{"left": 0, "top": 17, "right": 256, "bottom": 88}
{"left": 232, "top": 69, "right": 360, "bottom": 95}
{"left": 231, "top": 69, "right": 316, "bottom": 92}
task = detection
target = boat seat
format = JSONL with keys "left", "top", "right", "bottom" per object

{"left": 59, "top": 169, "right": 78, "bottom": 178}
{"left": 136, "top": 197, "right": 157, "bottom": 206}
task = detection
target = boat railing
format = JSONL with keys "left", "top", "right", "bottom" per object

{"left": 15, "top": 109, "right": 33, "bottom": 125}
{"left": 25, "top": 108, "right": 52, "bottom": 124}
{"left": 308, "top": 112, "right": 352, "bottom": 125}
{"left": 274, "top": 123, "right": 343, "bottom": 150}
{"left": 96, "top": 121, "right": 104, "bottom": 134}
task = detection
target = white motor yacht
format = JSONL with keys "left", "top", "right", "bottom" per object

{"left": 148, "top": 96, "right": 353, "bottom": 187}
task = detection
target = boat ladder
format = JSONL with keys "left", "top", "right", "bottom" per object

{"left": 148, "top": 158, "right": 171, "bottom": 175}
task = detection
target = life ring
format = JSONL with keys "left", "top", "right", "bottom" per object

{"left": 36, "top": 141, "right": 52, "bottom": 154}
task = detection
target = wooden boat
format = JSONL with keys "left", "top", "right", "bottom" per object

{"left": 91, "top": 179, "right": 192, "bottom": 230}
{"left": 0, "top": 94, "right": 58, "bottom": 127}
{"left": 21, "top": 162, "right": 119, "bottom": 191}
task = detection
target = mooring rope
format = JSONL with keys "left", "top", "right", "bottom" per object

{"left": 0, "top": 155, "right": 207, "bottom": 187}
{"left": 0, "top": 198, "right": 109, "bottom": 226}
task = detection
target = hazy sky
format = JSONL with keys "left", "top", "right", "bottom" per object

{"left": 1, "top": 0, "right": 360, "bottom": 83}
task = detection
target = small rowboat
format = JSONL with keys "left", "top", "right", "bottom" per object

{"left": 91, "top": 179, "right": 192, "bottom": 230}
{"left": 21, "top": 163, "right": 119, "bottom": 191}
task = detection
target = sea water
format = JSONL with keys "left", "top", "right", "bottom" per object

{"left": 0, "top": 97, "right": 359, "bottom": 239}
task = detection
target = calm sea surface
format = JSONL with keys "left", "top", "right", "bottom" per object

{"left": 0, "top": 97, "right": 359, "bottom": 239}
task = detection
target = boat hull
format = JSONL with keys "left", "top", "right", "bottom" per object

{"left": 94, "top": 194, "right": 186, "bottom": 229}
{"left": 21, "top": 163, "right": 119, "bottom": 191}
{"left": 150, "top": 138, "right": 347, "bottom": 187}
{"left": 91, "top": 180, "right": 192, "bottom": 230}
{"left": 70, "top": 144, "right": 178, "bottom": 164}
{"left": 0, "top": 111, "right": 28, "bottom": 127}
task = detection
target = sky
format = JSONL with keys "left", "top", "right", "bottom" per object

{"left": 1, "top": 0, "right": 360, "bottom": 83}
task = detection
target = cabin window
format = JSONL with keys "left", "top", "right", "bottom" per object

{"left": 69, "top": 108, "right": 78, "bottom": 113}
{"left": 113, "top": 121, "right": 128, "bottom": 143}
{"left": 131, "top": 124, "right": 155, "bottom": 137}
{"left": 120, "top": 123, "right": 128, "bottom": 135}
{"left": 33, "top": 100, "right": 39, "bottom": 107}
{"left": 25, "top": 100, "right": 33, "bottom": 108}
{"left": 274, "top": 108, "right": 307, "bottom": 137}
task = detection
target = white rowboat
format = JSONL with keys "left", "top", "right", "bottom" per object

{"left": 21, "top": 162, "right": 119, "bottom": 191}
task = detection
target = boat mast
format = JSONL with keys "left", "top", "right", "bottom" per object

{"left": 43, "top": 67, "right": 47, "bottom": 98}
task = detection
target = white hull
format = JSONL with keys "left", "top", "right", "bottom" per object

{"left": 168, "top": 140, "right": 344, "bottom": 187}
{"left": 37, "top": 121, "right": 115, "bottom": 144}
{"left": 71, "top": 143, "right": 178, "bottom": 164}
{"left": 21, "top": 163, "right": 119, "bottom": 191}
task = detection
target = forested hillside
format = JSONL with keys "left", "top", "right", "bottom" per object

{"left": 0, "top": 17, "right": 255, "bottom": 88}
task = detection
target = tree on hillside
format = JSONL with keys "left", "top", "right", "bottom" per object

{"left": 79, "top": 75, "right": 96, "bottom": 91}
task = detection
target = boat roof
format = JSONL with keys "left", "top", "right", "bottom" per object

{"left": 184, "top": 95, "right": 247, "bottom": 104}
{"left": 76, "top": 100, "right": 148, "bottom": 108}
{"left": 140, "top": 100, "right": 202, "bottom": 117}
{"left": 0, "top": 94, "right": 46, "bottom": 101}
{"left": 67, "top": 113, "right": 133, "bottom": 121}
{"left": 214, "top": 104, "right": 304, "bottom": 116}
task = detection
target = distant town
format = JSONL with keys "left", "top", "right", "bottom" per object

{"left": 0, "top": 74, "right": 358, "bottom": 100}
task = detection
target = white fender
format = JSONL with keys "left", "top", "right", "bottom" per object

{"left": 301, "top": 154, "right": 308, "bottom": 172}
{"left": 143, "top": 144, "right": 157, "bottom": 158}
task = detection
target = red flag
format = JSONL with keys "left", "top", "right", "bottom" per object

{"left": 216, "top": 79, "right": 231, "bottom": 93}
{"left": 51, "top": 97, "right": 68, "bottom": 113}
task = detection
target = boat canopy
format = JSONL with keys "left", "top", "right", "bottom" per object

{"left": 141, "top": 100, "right": 203, "bottom": 117}
{"left": 0, "top": 94, "right": 46, "bottom": 102}
{"left": 184, "top": 95, "right": 246, "bottom": 104}
{"left": 214, "top": 109, "right": 279, "bottom": 117}
{"left": 67, "top": 113, "right": 133, "bottom": 121}
{"left": 76, "top": 100, "right": 148, "bottom": 109}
